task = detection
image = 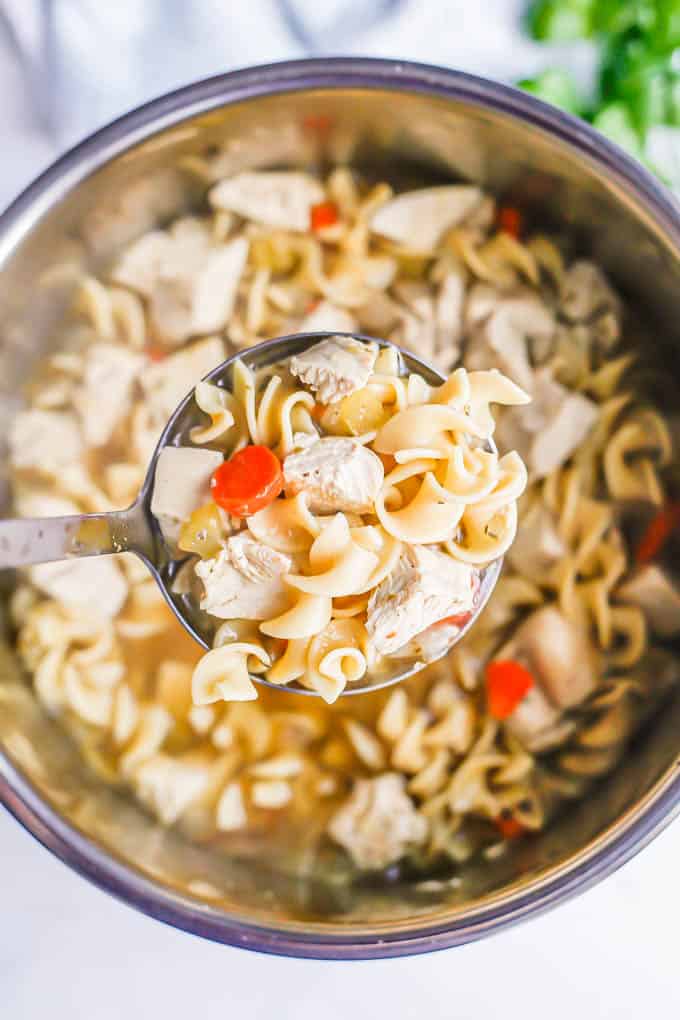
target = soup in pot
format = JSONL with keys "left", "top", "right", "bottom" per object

{"left": 7, "top": 163, "right": 679, "bottom": 878}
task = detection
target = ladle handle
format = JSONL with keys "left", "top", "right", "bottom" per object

{"left": 0, "top": 502, "right": 152, "bottom": 569}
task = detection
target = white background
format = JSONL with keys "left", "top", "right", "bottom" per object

{"left": 1, "top": 2, "right": 678, "bottom": 1016}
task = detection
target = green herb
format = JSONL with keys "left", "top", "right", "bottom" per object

{"left": 518, "top": 68, "right": 585, "bottom": 114}
{"left": 526, "top": 0, "right": 596, "bottom": 41}
{"left": 521, "top": 0, "right": 680, "bottom": 190}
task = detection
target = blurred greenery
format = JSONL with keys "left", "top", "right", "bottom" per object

{"left": 521, "top": 0, "right": 680, "bottom": 188}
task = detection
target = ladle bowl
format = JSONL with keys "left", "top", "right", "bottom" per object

{"left": 0, "top": 331, "right": 502, "bottom": 697}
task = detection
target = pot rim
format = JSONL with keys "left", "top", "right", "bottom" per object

{"left": 2, "top": 56, "right": 680, "bottom": 959}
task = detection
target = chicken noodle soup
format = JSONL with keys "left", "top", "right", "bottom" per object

{"left": 151, "top": 337, "right": 529, "bottom": 703}
{"left": 8, "top": 165, "right": 679, "bottom": 876}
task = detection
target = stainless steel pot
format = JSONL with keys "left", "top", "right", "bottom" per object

{"left": 2, "top": 58, "right": 680, "bottom": 959}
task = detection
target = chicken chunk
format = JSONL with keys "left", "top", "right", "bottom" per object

{"left": 366, "top": 545, "right": 477, "bottom": 656}
{"left": 150, "top": 236, "right": 248, "bottom": 344}
{"left": 617, "top": 564, "right": 680, "bottom": 637}
{"left": 30, "top": 557, "right": 128, "bottom": 619}
{"left": 14, "top": 490, "right": 80, "bottom": 519}
{"left": 433, "top": 270, "right": 466, "bottom": 367}
{"left": 297, "top": 300, "right": 357, "bottom": 335}
{"left": 386, "top": 621, "right": 463, "bottom": 664}
{"left": 355, "top": 290, "right": 403, "bottom": 335}
{"left": 140, "top": 336, "right": 226, "bottom": 423}
{"left": 560, "top": 260, "right": 620, "bottom": 323}
{"left": 110, "top": 230, "right": 171, "bottom": 297}
{"left": 151, "top": 447, "right": 224, "bottom": 544}
{"left": 368, "top": 185, "right": 482, "bottom": 252}
{"left": 283, "top": 437, "right": 384, "bottom": 514}
{"left": 9, "top": 410, "right": 84, "bottom": 475}
{"left": 504, "top": 606, "right": 598, "bottom": 712}
{"left": 113, "top": 221, "right": 247, "bottom": 344}
{"left": 74, "top": 343, "right": 144, "bottom": 447}
{"left": 195, "top": 538, "right": 292, "bottom": 620}
{"left": 327, "top": 773, "right": 428, "bottom": 870}
{"left": 82, "top": 168, "right": 185, "bottom": 255}
{"left": 223, "top": 533, "right": 292, "bottom": 584}
{"left": 495, "top": 368, "right": 598, "bottom": 480}
{"left": 133, "top": 752, "right": 212, "bottom": 826}
{"left": 506, "top": 504, "right": 565, "bottom": 580}
{"left": 505, "top": 686, "right": 576, "bottom": 753}
{"left": 288, "top": 335, "right": 378, "bottom": 405}
{"left": 209, "top": 171, "right": 325, "bottom": 231}
{"left": 465, "top": 294, "right": 555, "bottom": 392}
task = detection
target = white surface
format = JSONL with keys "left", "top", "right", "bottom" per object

{"left": 3, "top": 808, "right": 680, "bottom": 1018}
{"left": 1, "top": 2, "right": 678, "bottom": 1015}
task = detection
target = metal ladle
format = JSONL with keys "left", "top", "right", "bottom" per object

{"left": 0, "top": 332, "right": 501, "bottom": 696}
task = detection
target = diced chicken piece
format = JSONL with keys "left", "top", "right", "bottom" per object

{"left": 113, "top": 218, "right": 247, "bottom": 345}
{"left": 505, "top": 685, "right": 576, "bottom": 753}
{"left": 465, "top": 295, "right": 555, "bottom": 392}
{"left": 387, "top": 621, "right": 463, "bottom": 664}
{"left": 133, "top": 752, "right": 212, "bottom": 826}
{"left": 327, "top": 772, "right": 427, "bottom": 870}
{"left": 465, "top": 282, "right": 501, "bottom": 329}
{"left": 169, "top": 216, "right": 213, "bottom": 247}
{"left": 14, "top": 489, "right": 80, "bottom": 518}
{"left": 529, "top": 392, "right": 598, "bottom": 479}
{"left": 110, "top": 230, "right": 171, "bottom": 297}
{"left": 390, "top": 310, "right": 436, "bottom": 364}
{"left": 283, "top": 437, "right": 384, "bottom": 514}
{"left": 506, "top": 504, "right": 565, "bottom": 580}
{"left": 434, "top": 270, "right": 466, "bottom": 364}
{"left": 9, "top": 410, "right": 84, "bottom": 475}
{"left": 151, "top": 447, "right": 223, "bottom": 544}
{"left": 366, "top": 545, "right": 477, "bottom": 656}
{"left": 195, "top": 540, "right": 291, "bottom": 620}
{"left": 355, "top": 290, "right": 403, "bottom": 335}
{"left": 209, "top": 171, "right": 325, "bottom": 231}
{"left": 368, "top": 185, "right": 482, "bottom": 252}
{"left": 288, "top": 335, "right": 378, "bottom": 405}
{"left": 140, "top": 337, "right": 225, "bottom": 423}
{"left": 30, "top": 557, "right": 128, "bottom": 619}
{"left": 617, "top": 564, "right": 680, "bottom": 637}
{"left": 390, "top": 281, "right": 446, "bottom": 364}
{"left": 74, "top": 343, "right": 144, "bottom": 447}
{"left": 223, "top": 532, "right": 292, "bottom": 584}
{"left": 289, "top": 430, "right": 318, "bottom": 452}
{"left": 495, "top": 368, "right": 598, "bottom": 480}
{"left": 150, "top": 236, "right": 249, "bottom": 344}
{"left": 297, "top": 300, "right": 357, "bottom": 335}
{"left": 81, "top": 168, "right": 186, "bottom": 255}
{"left": 560, "top": 260, "right": 620, "bottom": 323}
{"left": 392, "top": 279, "right": 434, "bottom": 319}
{"left": 503, "top": 606, "right": 598, "bottom": 712}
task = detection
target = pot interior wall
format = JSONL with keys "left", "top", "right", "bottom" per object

{"left": 2, "top": 82, "right": 680, "bottom": 935}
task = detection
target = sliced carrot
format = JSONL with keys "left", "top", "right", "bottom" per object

{"left": 310, "top": 201, "right": 339, "bottom": 231}
{"left": 145, "top": 343, "right": 167, "bottom": 362}
{"left": 311, "top": 403, "right": 326, "bottom": 421}
{"left": 302, "top": 113, "right": 333, "bottom": 136}
{"left": 497, "top": 204, "right": 522, "bottom": 239}
{"left": 495, "top": 816, "right": 526, "bottom": 840}
{"left": 210, "top": 445, "right": 283, "bottom": 517}
{"left": 635, "top": 502, "right": 680, "bottom": 564}
{"left": 486, "top": 659, "right": 534, "bottom": 720}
